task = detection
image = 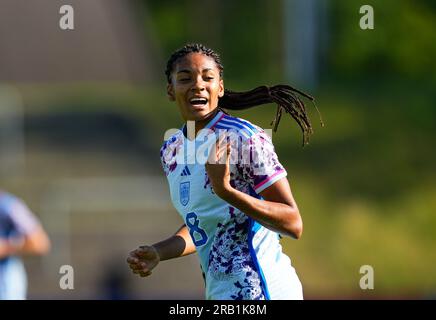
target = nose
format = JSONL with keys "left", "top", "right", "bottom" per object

{"left": 191, "top": 76, "right": 205, "bottom": 92}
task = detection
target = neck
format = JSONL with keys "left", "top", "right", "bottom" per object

{"left": 186, "top": 109, "right": 220, "bottom": 139}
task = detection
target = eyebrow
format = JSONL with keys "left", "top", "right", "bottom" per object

{"left": 176, "top": 70, "right": 190, "bottom": 74}
{"left": 176, "top": 68, "right": 214, "bottom": 74}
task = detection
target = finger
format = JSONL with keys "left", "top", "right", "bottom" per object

{"left": 207, "top": 143, "right": 218, "bottom": 164}
{"left": 129, "top": 261, "right": 150, "bottom": 272}
{"left": 207, "top": 132, "right": 226, "bottom": 164}
{"left": 217, "top": 143, "right": 230, "bottom": 164}
{"left": 217, "top": 143, "right": 230, "bottom": 157}
{"left": 126, "top": 256, "right": 138, "bottom": 264}
{"left": 129, "top": 250, "right": 144, "bottom": 259}
{"left": 139, "top": 271, "right": 152, "bottom": 277}
{"left": 136, "top": 245, "right": 154, "bottom": 258}
{"left": 217, "top": 130, "right": 228, "bottom": 145}
{"left": 226, "top": 144, "right": 232, "bottom": 164}
{"left": 132, "top": 266, "right": 150, "bottom": 274}
{"left": 128, "top": 263, "right": 143, "bottom": 271}
{"left": 216, "top": 133, "right": 228, "bottom": 155}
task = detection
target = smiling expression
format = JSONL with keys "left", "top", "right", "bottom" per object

{"left": 167, "top": 52, "right": 224, "bottom": 128}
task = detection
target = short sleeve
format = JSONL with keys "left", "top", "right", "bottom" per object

{"left": 238, "top": 131, "right": 287, "bottom": 194}
{"left": 160, "top": 132, "right": 184, "bottom": 176}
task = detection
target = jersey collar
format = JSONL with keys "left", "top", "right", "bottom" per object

{"left": 204, "top": 109, "right": 225, "bottom": 130}
{"left": 182, "top": 109, "right": 225, "bottom": 138}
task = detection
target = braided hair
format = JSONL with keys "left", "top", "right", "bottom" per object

{"left": 165, "top": 43, "right": 322, "bottom": 145}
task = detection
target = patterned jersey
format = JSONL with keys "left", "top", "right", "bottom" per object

{"left": 160, "top": 110, "right": 303, "bottom": 300}
{"left": 0, "top": 191, "right": 40, "bottom": 299}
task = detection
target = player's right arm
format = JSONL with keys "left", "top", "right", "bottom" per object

{"left": 127, "top": 224, "right": 196, "bottom": 277}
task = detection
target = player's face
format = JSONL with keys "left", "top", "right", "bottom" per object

{"left": 167, "top": 53, "right": 224, "bottom": 125}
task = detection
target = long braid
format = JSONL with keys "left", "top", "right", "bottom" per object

{"left": 166, "top": 44, "right": 322, "bottom": 145}
{"left": 219, "top": 85, "right": 323, "bottom": 145}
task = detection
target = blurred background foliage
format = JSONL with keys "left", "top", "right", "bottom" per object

{"left": 1, "top": 0, "right": 435, "bottom": 298}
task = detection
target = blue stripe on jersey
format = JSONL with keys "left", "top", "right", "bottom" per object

{"left": 219, "top": 119, "right": 249, "bottom": 132}
{"left": 252, "top": 221, "right": 262, "bottom": 233}
{"left": 215, "top": 124, "right": 251, "bottom": 139}
{"left": 220, "top": 117, "right": 257, "bottom": 135}
{"left": 216, "top": 120, "right": 256, "bottom": 138}
{"left": 248, "top": 219, "right": 271, "bottom": 300}
{"left": 224, "top": 116, "right": 257, "bottom": 132}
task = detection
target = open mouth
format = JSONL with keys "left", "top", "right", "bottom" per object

{"left": 189, "top": 97, "right": 208, "bottom": 106}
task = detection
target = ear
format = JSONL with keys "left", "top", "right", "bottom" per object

{"left": 218, "top": 79, "right": 224, "bottom": 98}
{"left": 167, "top": 83, "right": 175, "bottom": 101}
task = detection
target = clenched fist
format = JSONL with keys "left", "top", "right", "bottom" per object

{"left": 126, "top": 245, "right": 160, "bottom": 278}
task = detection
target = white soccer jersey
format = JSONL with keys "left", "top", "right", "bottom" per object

{"left": 160, "top": 110, "right": 303, "bottom": 300}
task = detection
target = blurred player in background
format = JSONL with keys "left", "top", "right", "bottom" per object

{"left": 128, "top": 43, "right": 319, "bottom": 300}
{"left": 0, "top": 190, "right": 51, "bottom": 300}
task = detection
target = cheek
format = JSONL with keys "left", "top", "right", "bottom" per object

{"left": 174, "top": 87, "right": 187, "bottom": 100}
{"left": 210, "top": 83, "right": 222, "bottom": 98}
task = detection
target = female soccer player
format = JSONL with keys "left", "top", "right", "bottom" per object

{"left": 127, "top": 43, "right": 317, "bottom": 300}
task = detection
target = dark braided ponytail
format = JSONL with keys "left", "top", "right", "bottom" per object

{"left": 166, "top": 43, "right": 323, "bottom": 146}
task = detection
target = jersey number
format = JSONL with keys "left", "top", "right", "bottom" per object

{"left": 185, "top": 212, "right": 208, "bottom": 246}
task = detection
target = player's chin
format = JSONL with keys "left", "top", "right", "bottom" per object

{"left": 188, "top": 109, "right": 212, "bottom": 121}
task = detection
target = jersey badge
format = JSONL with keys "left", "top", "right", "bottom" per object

{"left": 180, "top": 181, "right": 190, "bottom": 206}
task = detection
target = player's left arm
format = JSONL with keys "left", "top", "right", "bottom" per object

{"left": 206, "top": 144, "right": 302, "bottom": 239}
{"left": 213, "top": 177, "right": 302, "bottom": 239}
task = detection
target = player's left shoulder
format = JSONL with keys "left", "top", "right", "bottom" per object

{"left": 217, "top": 114, "right": 266, "bottom": 141}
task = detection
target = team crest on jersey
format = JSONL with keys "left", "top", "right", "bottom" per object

{"left": 180, "top": 181, "right": 190, "bottom": 206}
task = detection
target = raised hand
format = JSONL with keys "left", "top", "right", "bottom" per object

{"left": 205, "top": 136, "right": 232, "bottom": 197}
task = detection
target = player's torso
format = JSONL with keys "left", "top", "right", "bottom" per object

{"left": 165, "top": 144, "right": 268, "bottom": 299}
{"left": 160, "top": 114, "right": 296, "bottom": 299}
{"left": 167, "top": 161, "right": 229, "bottom": 249}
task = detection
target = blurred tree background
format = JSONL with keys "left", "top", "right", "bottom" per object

{"left": 1, "top": 0, "right": 435, "bottom": 299}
